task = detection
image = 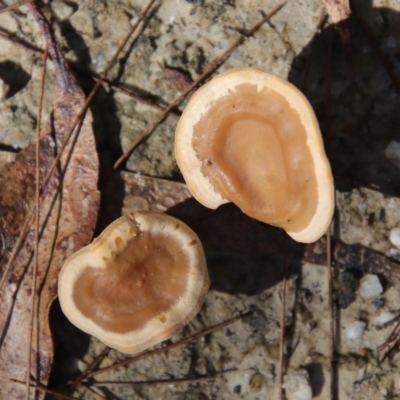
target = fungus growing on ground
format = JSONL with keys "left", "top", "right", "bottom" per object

{"left": 58, "top": 211, "right": 209, "bottom": 354}
{"left": 175, "top": 68, "right": 334, "bottom": 243}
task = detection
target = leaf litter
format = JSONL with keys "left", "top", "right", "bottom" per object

{"left": 0, "top": 0, "right": 400, "bottom": 399}
{"left": 0, "top": 2, "right": 100, "bottom": 398}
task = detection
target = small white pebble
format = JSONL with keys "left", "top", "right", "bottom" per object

{"left": 390, "top": 227, "right": 400, "bottom": 249}
{"left": 130, "top": 16, "right": 138, "bottom": 26}
{"left": 283, "top": 369, "right": 312, "bottom": 400}
{"left": 169, "top": 15, "right": 175, "bottom": 23}
{"left": 346, "top": 320, "right": 366, "bottom": 339}
{"left": 359, "top": 274, "right": 383, "bottom": 299}
{"left": 76, "top": 358, "right": 87, "bottom": 372}
{"left": 372, "top": 311, "right": 395, "bottom": 326}
{"left": 275, "top": 21, "right": 287, "bottom": 33}
{"left": 92, "top": 53, "right": 105, "bottom": 73}
{"left": 384, "top": 141, "right": 400, "bottom": 168}
{"left": 386, "top": 248, "right": 399, "bottom": 257}
{"left": 50, "top": 1, "right": 74, "bottom": 20}
{"left": 357, "top": 201, "right": 368, "bottom": 213}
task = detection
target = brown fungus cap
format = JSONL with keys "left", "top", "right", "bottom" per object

{"left": 175, "top": 68, "right": 334, "bottom": 243}
{"left": 58, "top": 211, "right": 209, "bottom": 354}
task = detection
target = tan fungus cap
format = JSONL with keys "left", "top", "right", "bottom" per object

{"left": 175, "top": 68, "right": 334, "bottom": 243}
{"left": 58, "top": 211, "right": 209, "bottom": 354}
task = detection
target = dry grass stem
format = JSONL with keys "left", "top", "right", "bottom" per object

{"left": 85, "top": 312, "right": 251, "bottom": 379}
{"left": 91, "top": 75, "right": 181, "bottom": 118}
{"left": 0, "top": 31, "right": 178, "bottom": 118}
{"left": 327, "top": 228, "right": 336, "bottom": 400}
{"left": 278, "top": 254, "right": 288, "bottom": 400}
{"left": 89, "top": 371, "right": 233, "bottom": 387}
{"left": 70, "top": 347, "right": 110, "bottom": 387}
{"left": 112, "top": 3, "right": 285, "bottom": 170}
{"left": 12, "top": 378, "right": 81, "bottom": 400}
{"left": 79, "top": 382, "right": 107, "bottom": 400}
{"left": 0, "top": 0, "right": 31, "bottom": 14}
{"left": 325, "top": 26, "right": 335, "bottom": 398}
{"left": 0, "top": 30, "right": 42, "bottom": 54}
{"left": 25, "top": 44, "right": 48, "bottom": 400}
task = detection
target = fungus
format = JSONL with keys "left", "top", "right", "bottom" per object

{"left": 175, "top": 68, "right": 334, "bottom": 243}
{"left": 58, "top": 211, "right": 209, "bottom": 354}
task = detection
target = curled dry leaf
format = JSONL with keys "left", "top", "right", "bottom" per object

{"left": 319, "top": 0, "right": 351, "bottom": 50}
{"left": 0, "top": 6, "right": 99, "bottom": 399}
{"left": 319, "top": 0, "right": 350, "bottom": 24}
{"left": 162, "top": 67, "right": 195, "bottom": 97}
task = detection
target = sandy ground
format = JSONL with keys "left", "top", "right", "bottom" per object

{"left": 1, "top": 0, "right": 400, "bottom": 399}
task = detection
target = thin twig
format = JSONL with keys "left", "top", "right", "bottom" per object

{"left": 12, "top": 379, "right": 81, "bottom": 400}
{"left": 26, "top": 44, "right": 48, "bottom": 400}
{"left": 351, "top": 0, "right": 400, "bottom": 96}
{"left": 0, "top": 30, "right": 42, "bottom": 54}
{"left": 79, "top": 382, "right": 107, "bottom": 400}
{"left": 382, "top": 315, "right": 400, "bottom": 330}
{"left": 85, "top": 312, "right": 251, "bottom": 379}
{"left": 0, "top": 0, "right": 156, "bottom": 293}
{"left": 70, "top": 347, "right": 110, "bottom": 387}
{"left": 0, "top": 32, "right": 180, "bottom": 118}
{"left": 112, "top": 3, "right": 285, "bottom": 170}
{"left": 378, "top": 316, "right": 400, "bottom": 359}
{"left": 278, "top": 254, "right": 287, "bottom": 400}
{"left": 326, "top": 26, "right": 335, "bottom": 399}
{"left": 0, "top": 0, "right": 31, "bottom": 13}
{"left": 90, "top": 370, "right": 233, "bottom": 387}
{"left": 91, "top": 75, "right": 180, "bottom": 118}
{"left": 327, "top": 227, "right": 336, "bottom": 400}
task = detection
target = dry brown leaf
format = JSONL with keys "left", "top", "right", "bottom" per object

{"left": 320, "top": 0, "right": 350, "bottom": 24}
{"left": 162, "top": 67, "right": 194, "bottom": 94}
{"left": 0, "top": 6, "right": 100, "bottom": 399}
{"left": 320, "top": 0, "right": 351, "bottom": 49}
{"left": 101, "top": 170, "right": 191, "bottom": 223}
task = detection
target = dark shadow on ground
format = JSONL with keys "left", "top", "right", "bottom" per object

{"left": 0, "top": 60, "right": 30, "bottom": 97}
{"left": 288, "top": 0, "right": 400, "bottom": 196}
{"left": 47, "top": 300, "right": 91, "bottom": 397}
{"left": 168, "top": 199, "right": 303, "bottom": 295}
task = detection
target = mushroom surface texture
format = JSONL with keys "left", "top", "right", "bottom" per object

{"left": 58, "top": 211, "right": 210, "bottom": 354}
{"left": 175, "top": 68, "right": 334, "bottom": 243}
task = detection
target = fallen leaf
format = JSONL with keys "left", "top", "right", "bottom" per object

{"left": 0, "top": 5, "right": 100, "bottom": 399}
{"left": 162, "top": 66, "right": 194, "bottom": 94}
{"left": 320, "top": 0, "right": 351, "bottom": 50}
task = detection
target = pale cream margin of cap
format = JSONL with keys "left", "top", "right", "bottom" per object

{"left": 58, "top": 211, "right": 209, "bottom": 353}
{"left": 175, "top": 68, "right": 334, "bottom": 243}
